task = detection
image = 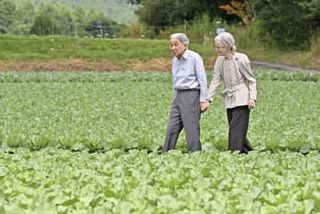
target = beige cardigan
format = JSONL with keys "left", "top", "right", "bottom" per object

{"left": 207, "top": 52, "right": 257, "bottom": 109}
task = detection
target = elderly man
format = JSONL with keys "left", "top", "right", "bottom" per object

{"left": 163, "top": 33, "right": 209, "bottom": 152}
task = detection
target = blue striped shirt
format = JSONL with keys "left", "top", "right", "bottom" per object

{"left": 172, "top": 49, "right": 208, "bottom": 102}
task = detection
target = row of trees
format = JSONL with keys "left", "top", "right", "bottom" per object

{"left": 17, "top": 0, "right": 138, "bottom": 24}
{"left": 128, "top": 0, "right": 320, "bottom": 50}
{"left": 0, "top": 0, "right": 121, "bottom": 37}
{"left": 1, "top": 0, "right": 320, "bottom": 49}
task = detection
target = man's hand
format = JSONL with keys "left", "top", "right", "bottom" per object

{"left": 200, "top": 101, "right": 209, "bottom": 112}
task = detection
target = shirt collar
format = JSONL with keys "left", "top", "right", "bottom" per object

{"left": 176, "top": 49, "right": 189, "bottom": 60}
{"left": 224, "top": 52, "right": 235, "bottom": 60}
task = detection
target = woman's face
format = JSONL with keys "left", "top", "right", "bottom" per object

{"left": 170, "top": 38, "right": 187, "bottom": 58}
{"left": 215, "top": 40, "right": 229, "bottom": 56}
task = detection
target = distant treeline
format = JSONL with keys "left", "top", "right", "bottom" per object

{"left": 0, "top": 0, "right": 136, "bottom": 37}
{"left": 27, "top": 0, "right": 138, "bottom": 24}
{"left": 129, "top": 0, "right": 320, "bottom": 50}
{"left": 1, "top": 0, "right": 320, "bottom": 50}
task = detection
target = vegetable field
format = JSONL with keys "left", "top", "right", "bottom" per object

{"left": 0, "top": 70, "right": 319, "bottom": 213}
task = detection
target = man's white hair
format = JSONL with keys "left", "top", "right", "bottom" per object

{"left": 170, "top": 33, "right": 189, "bottom": 45}
{"left": 215, "top": 32, "right": 236, "bottom": 51}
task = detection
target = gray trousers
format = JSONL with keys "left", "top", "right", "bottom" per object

{"left": 163, "top": 89, "right": 201, "bottom": 152}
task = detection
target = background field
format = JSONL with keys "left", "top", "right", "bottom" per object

{"left": 0, "top": 70, "right": 319, "bottom": 213}
{"left": 1, "top": 36, "right": 320, "bottom": 72}
{"left": 0, "top": 70, "right": 319, "bottom": 152}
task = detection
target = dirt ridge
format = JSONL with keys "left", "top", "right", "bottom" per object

{"left": 0, "top": 59, "right": 319, "bottom": 73}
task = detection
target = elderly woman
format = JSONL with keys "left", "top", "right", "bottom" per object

{"left": 207, "top": 32, "right": 257, "bottom": 153}
{"left": 163, "top": 33, "right": 209, "bottom": 152}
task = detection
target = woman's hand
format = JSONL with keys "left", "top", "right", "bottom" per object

{"left": 200, "top": 101, "right": 209, "bottom": 112}
{"left": 248, "top": 99, "right": 256, "bottom": 109}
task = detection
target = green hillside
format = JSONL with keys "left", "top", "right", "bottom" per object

{"left": 14, "top": 0, "right": 138, "bottom": 24}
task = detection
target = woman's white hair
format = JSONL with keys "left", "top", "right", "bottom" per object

{"left": 170, "top": 33, "right": 189, "bottom": 45}
{"left": 215, "top": 32, "right": 236, "bottom": 51}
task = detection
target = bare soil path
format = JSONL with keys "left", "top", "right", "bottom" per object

{"left": 251, "top": 61, "right": 320, "bottom": 73}
{"left": 0, "top": 59, "right": 319, "bottom": 73}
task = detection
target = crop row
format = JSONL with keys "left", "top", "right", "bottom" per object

{"left": 0, "top": 70, "right": 319, "bottom": 152}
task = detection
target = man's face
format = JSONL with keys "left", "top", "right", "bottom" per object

{"left": 170, "top": 38, "right": 187, "bottom": 58}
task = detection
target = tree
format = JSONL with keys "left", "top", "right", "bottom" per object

{"left": 0, "top": 0, "right": 16, "bottom": 33}
{"left": 128, "top": 0, "right": 242, "bottom": 28}
{"left": 72, "top": 6, "right": 87, "bottom": 36}
{"left": 13, "top": 0, "right": 35, "bottom": 35}
{"left": 299, "top": 0, "right": 320, "bottom": 30}
{"left": 135, "top": 0, "right": 178, "bottom": 27}
{"left": 30, "top": 15, "right": 56, "bottom": 35}
{"left": 219, "top": 0, "right": 255, "bottom": 25}
{"left": 257, "top": 0, "right": 311, "bottom": 50}
{"left": 30, "top": 2, "right": 74, "bottom": 35}
{"left": 56, "top": 4, "right": 74, "bottom": 35}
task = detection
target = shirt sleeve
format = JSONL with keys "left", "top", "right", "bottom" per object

{"left": 238, "top": 55, "right": 257, "bottom": 100}
{"left": 194, "top": 55, "right": 208, "bottom": 102}
{"left": 207, "top": 57, "right": 222, "bottom": 102}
